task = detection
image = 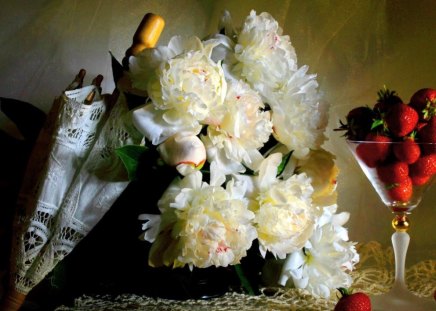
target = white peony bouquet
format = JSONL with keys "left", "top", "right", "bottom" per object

{"left": 118, "top": 10, "right": 359, "bottom": 298}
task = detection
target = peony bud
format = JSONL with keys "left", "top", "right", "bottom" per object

{"left": 157, "top": 134, "right": 206, "bottom": 170}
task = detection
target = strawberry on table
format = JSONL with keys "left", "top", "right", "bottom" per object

{"left": 334, "top": 288, "right": 372, "bottom": 311}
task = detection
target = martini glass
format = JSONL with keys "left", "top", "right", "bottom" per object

{"left": 346, "top": 140, "right": 436, "bottom": 311}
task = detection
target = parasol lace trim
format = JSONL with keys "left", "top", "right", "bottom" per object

{"left": 11, "top": 89, "right": 143, "bottom": 295}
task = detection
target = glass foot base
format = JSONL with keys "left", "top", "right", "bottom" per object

{"left": 371, "top": 289, "right": 436, "bottom": 311}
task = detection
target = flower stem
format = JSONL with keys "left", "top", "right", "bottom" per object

{"left": 234, "top": 264, "right": 255, "bottom": 295}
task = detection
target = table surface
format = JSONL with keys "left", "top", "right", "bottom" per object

{"left": 53, "top": 241, "right": 436, "bottom": 311}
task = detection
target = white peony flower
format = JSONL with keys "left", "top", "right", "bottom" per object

{"left": 253, "top": 154, "right": 316, "bottom": 259}
{"left": 131, "top": 36, "right": 227, "bottom": 145}
{"left": 230, "top": 10, "right": 298, "bottom": 95}
{"left": 129, "top": 36, "right": 204, "bottom": 91}
{"left": 150, "top": 39, "right": 227, "bottom": 123}
{"left": 131, "top": 11, "right": 357, "bottom": 294}
{"left": 268, "top": 66, "right": 327, "bottom": 159}
{"left": 144, "top": 171, "right": 257, "bottom": 269}
{"left": 278, "top": 205, "right": 359, "bottom": 298}
{"left": 202, "top": 80, "right": 272, "bottom": 174}
{"left": 219, "top": 11, "right": 328, "bottom": 158}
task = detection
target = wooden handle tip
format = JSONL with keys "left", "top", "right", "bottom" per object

{"left": 0, "top": 290, "right": 26, "bottom": 311}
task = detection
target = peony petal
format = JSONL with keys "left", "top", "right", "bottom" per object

{"left": 167, "top": 35, "right": 202, "bottom": 56}
{"left": 245, "top": 149, "right": 265, "bottom": 172}
{"left": 277, "top": 271, "right": 291, "bottom": 287}
{"left": 209, "top": 160, "right": 227, "bottom": 187}
{"left": 316, "top": 284, "right": 331, "bottom": 299}
{"left": 332, "top": 212, "right": 350, "bottom": 227}
{"left": 232, "top": 174, "right": 256, "bottom": 199}
{"left": 293, "top": 276, "right": 309, "bottom": 289}
{"left": 258, "top": 153, "right": 282, "bottom": 190}
{"left": 132, "top": 104, "right": 200, "bottom": 145}
{"left": 138, "top": 214, "right": 162, "bottom": 242}
{"left": 206, "top": 34, "right": 235, "bottom": 63}
{"left": 283, "top": 251, "right": 305, "bottom": 271}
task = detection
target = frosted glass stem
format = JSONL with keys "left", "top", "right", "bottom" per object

{"left": 391, "top": 231, "right": 409, "bottom": 291}
{"left": 371, "top": 230, "right": 436, "bottom": 310}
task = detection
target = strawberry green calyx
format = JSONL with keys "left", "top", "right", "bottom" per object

{"left": 406, "top": 131, "right": 417, "bottom": 140}
{"left": 410, "top": 88, "right": 436, "bottom": 121}
{"left": 370, "top": 118, "right": 385, "bottom": 131}
{"left": 337, "top": 287, "right": 351, "bottom": 297}
{"left": 375, "top": 86, "right": 402, "bottom": 113}
{"left": 422, "top": 98, "right": 436, "bottom": 120}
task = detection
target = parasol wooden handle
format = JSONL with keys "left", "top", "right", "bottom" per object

{"left": 65, "top": 69, "right": 86, "bottom": 91}
{"left": 122, "top": 13, "right": 165, "bottom": 68}
{"left": 0, "top": 289, "right": 26, "bottom": 311}
{"left": 118, "top": 12, "right": 165, "bottom": 105}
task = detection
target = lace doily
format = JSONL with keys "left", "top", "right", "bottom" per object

{"left": 54, "top": 242, "right": 436, "bottom": 310}
{"left": 10, "top": 89, "right": 143, "bottom": 295}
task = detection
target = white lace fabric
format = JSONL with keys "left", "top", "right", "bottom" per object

{"left": 54, "top": 242, "right": 436, "bottom": 310}
{"left": 10, "top": 87, "right": 142, "bottom": 295}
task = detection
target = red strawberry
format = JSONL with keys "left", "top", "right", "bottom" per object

{"left": 393, "top": 138, "right": 420, "bottom": 164}
{"left": 374, "top": 87, "right": 402, "bottom": 114}
{"left": 335, "top": 106, "right": 375, "bottom": 140}
{"left": 417, "top": 117, "right": 436, "bottom": 155}
{"left": 409, "top": 88, "right": 436, "bottom": 121}
{"left": 385, "top": 102, "right": 419, "bottom": 137}
{"left": 334, "top": 288, "right": 371, "bottom": 311}
{"left": 409, "top": 154, "right": 436, "bottom": 177}
{"left": 377, "top": 161, "right": 409, "bottom": 183}
{"left": 387, "top": 177, "right": 413, "bottom": 202}
{"left": 418, "top": 117, "right": 436, "bottom": 142}
{"left": 356, "top": 133, "right": 392, "bottom": 168}
{"left": 411, "top": 174, "right": 430, "bottom": 186}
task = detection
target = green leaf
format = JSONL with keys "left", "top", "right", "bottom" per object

{"left": 277, "top": 151, "right": 292, "bottom": 176}
{"left": 115, "top": 145, "right": 148, "bottom": 181}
